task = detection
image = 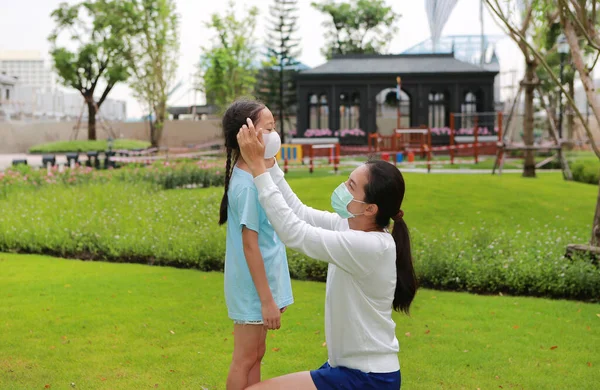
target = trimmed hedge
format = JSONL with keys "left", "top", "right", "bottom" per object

{"left": 0, "top": 165, "right": 597, "bottom": 301}
{"left": 571, "top": 160, "right": 600, "bottom": 185}
{"left": 28, "top": 139, "right": 150, "bottom": 154}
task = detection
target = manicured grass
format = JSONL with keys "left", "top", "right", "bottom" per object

{"left": 28, "top": 139, "right": 150, "bottom": 154}
{"left": 0, "top": 253, "right": 598, "bottom": 389}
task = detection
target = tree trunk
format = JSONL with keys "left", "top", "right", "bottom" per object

{"left": 563, "top": 17, "right": 600, "bottom": 138}
{"left": 279, "top": 64, "right": 285, "bottom": 144}
{"left": 592, "top": 177, "right": 600, "bottom": 247}
{"left": 566, "top": 78, "right": 575, "bottom": 149}
{"left": 523, "top": 61, "right": 537, "bottom": 177}
{"left": 562, "top": 14, "right": 600, "bottom": 246}
{"left": 87, "top": 100, "right": 97, "bottom": 141}
{"left": 151, "top": 101, "right": 166, "bottom": 148}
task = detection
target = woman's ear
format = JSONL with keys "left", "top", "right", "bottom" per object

{"left": 365, "top": 203, "right": 378, "bottom": 217}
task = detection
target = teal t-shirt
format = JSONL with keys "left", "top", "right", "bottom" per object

{"left": 224, "top": 166, "right": 294, "bottom": 321}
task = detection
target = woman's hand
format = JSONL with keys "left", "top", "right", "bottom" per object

{"left": 237, "top": 118, "right": 267, "bottom": 177}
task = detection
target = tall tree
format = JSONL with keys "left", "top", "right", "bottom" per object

{"left": 49, "top": 0, "right": 132, "bottom": 140}
{"left": 256, "top": 0, "right": 302, "bottom": 144}
{"left": 489, "top": 0, "right": 600, "bottom": 252}
{"left": 198, "top": 2, "right": 259, "bottom": 111}
{"left": 123, "top": 0, "right": 179, "bottom": 148}
{"left": 486, "top": 0, "right": 545, "bottom": 178}
{"left": 556, "top": 0, "right": 600, "bottom": 248}
{"left": 312, "top": 0, "right": 399, "bottom": 59}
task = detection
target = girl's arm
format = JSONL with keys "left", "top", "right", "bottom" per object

{"left": 242, "top": 227, "right": 281, "bottom": 330}
{"left": 267, "top": 161, "right": 343, "bottom": 231}
{"left": 254, "top": 173, "right": 387, "bottom": 277}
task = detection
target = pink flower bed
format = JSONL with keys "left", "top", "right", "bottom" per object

{"left": 430, "top": 127, "right": 498, "bottom": 136}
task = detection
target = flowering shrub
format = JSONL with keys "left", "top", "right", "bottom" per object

{"left": 430, "top": 127, "right": 498, "bottom": 136}
{"left": 334, "top": 128, "right": 366, "bottom": 137}
{"left": 304, "top": 128, "right": 333, "bottom": 137}
{"left": 0, "top": 160, "right": 225, "bottom": 196}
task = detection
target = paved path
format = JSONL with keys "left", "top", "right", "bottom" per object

{"left": 0, "top": 154, "right": 563, "bottom": 176}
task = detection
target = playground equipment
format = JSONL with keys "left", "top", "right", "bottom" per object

{"left": 276, "top": 144, "right": 303, "bottom": 163}
{"left": 367, "top": 112, "right": 505, "bottom": 171}
{"left": 282, "top": 138, "right": 341, "bottom": 174}
{"left": 445, "top": 111, "right": 503, "bottom": 164}
{"left": 492, "top": 83, "right": 572, "bottom": 179}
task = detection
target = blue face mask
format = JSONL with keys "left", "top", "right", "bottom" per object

{"left": 331, "top": 182, "right": 366, "bottom": 219}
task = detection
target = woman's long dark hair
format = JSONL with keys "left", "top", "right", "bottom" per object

{"left": 364, "top": 160, "right": 418, "bottom": 314}
{"left": 218, "top": 99, "right": 265, "bottom": 225}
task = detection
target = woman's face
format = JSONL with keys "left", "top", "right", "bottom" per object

{"left": 345, "top": 164, "right": 371, "bottom": 216}
{"left": 254, "top": 108, "right": 276, "bottom": 135}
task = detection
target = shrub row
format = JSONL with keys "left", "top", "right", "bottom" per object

{"left": 0, "top": 174, "right": 596, "bottom": 301}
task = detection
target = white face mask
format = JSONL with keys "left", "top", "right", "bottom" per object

{"left": 263, "top": 131, "right": 281, "bottom": 159}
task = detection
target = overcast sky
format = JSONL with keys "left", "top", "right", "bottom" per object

{"left": 0, "top": 0, "right": 523, "bottom": 118}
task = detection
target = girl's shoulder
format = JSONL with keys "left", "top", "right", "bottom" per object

{"left": 228, "top": 168, "right": 258, "bottom": 198}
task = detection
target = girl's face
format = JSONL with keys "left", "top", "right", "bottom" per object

{"left": 254, "top": 108, "right": 276, "bottom": 135}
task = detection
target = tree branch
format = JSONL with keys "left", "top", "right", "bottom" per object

{"left": 488, "top": 0, "right": 600, "bottom": 158}
{"left": 591, "top": 50, "right": 600, "bottom": 72}
{"left": 486, "top": 0, "right": 530, "bottom": 58}
{"left": 562, "top": 0, "right": 600, "bottom": 50}
{"left": 97, "top": 83, "right": 114, "bottom": 108}
{"left": 520, "top": 1, "right": 534, "bottom": 36}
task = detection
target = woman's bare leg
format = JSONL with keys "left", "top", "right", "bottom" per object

{"left": 246, "top": 371, "right": 317, "bottom": 390}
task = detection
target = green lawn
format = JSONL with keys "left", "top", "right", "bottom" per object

{"left": 0, "top": 253, "right": 598, "bottom": 389}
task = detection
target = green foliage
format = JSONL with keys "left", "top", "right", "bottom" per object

{"left": 29, "top": 139, "right": 150, "bottom": 154}
{"left": 255, "top": 0, "right": 302, "bottom": 142}
{"left": 48, "top": 0, "right": 134, "bottom": 140}
{"left": 0, "top": 168, "right": 598, "bottom": 300}
{"left": 123, "top": 0, "right": 180, "bottom": 147}
{"left": 311, "top": 0, "right": 399, "bottom": 59}
{"left": 571, "top": 159, "right": 600, "bottom": 185}
{"left": 0, "top": 160, "right": 223, "bottom": 195}
{"left": 198, "top": 1, "right": 259, "bottom": 111}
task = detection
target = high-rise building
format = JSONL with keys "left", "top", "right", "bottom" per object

{"left": 0, "top": 51, "right": 53, "bottom": 91}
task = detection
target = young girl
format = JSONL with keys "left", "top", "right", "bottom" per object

{"left": 219, "top": 99, "right": 293, "bottom": 390}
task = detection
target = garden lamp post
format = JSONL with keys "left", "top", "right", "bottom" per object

{"left": 396, "top": 76, "right": 402, "bottom": 130}
{"left": 557, "top": 33, "right": 569, "bottom": 141}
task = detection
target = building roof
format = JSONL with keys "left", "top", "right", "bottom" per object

{"left": 300, "top": 53, "right": 497, "bottom": 76}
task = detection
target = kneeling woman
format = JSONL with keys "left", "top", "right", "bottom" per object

{"left": 237, "top": 119, "right": 418, "bottom": 390}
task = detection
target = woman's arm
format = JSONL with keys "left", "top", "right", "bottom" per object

{"left": 242, "top": 227, "right": 281, "bottom": 330}
{"left": 254, "top": 172, "right": 386, "bottom": 276}
{"left": 267, "top": 161, "right": 342, "bottom": 231}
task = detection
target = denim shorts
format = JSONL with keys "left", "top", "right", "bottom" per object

{"left": 310, "top": 361, "right": 401, "bottom": 390}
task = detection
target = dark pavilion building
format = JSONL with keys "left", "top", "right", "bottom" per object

{"left": 294, "top": 39, "right": 501, "bottom": 145}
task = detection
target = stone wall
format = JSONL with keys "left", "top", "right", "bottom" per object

{"left": 0, "top": 119, "right": 223, "bottom": 153}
